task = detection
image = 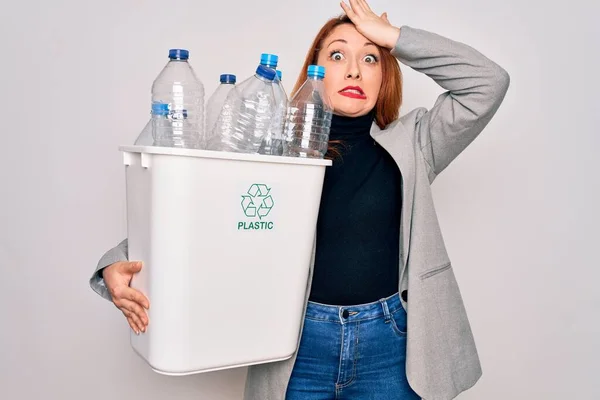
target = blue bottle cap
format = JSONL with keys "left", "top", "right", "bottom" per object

{"left": 276, "top": 70, "right": 282, "bottom": 81}
{"left": 260, "top": 53, "right": 279, "bottom": 68}
{"left": 256, "top": 65, "right": 276, "bottom": 81}
{"left": 151, "top": 102, "right": 170, "bottom": 116}
{"left": 169, "top": 49, "right": 189, "bottom": 60}
{"left": 220, "top": 74, "right": 236, "bottom": 84}
{"left": 307, "top": 65, "right": 325, "bottom": 79}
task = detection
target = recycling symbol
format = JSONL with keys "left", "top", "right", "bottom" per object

{"left": 241, "top": 184, "right": 274, "bottom": 219}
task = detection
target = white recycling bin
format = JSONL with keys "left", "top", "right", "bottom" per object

{"left": 120, "top": 145, "right": 331, "bottom": 376}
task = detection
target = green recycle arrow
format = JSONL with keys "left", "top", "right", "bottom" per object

{"left": 241, "top": 184, "right": 274, "bottom": 219}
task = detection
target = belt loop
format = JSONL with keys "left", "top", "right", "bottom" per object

{"left": 379, "top": 298, "right": 391, "bottom": 322}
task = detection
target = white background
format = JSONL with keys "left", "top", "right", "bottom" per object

{"left": 1, "top": 0, "right": 598, "bottom": 399}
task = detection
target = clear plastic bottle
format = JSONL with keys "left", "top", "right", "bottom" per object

{"left": 283, "top": 65, "right": 332, "bottom": 158}
{"left": 259, "top": 69, "right": 288, "bottom": 156}
{"left": 134, "top": 117, "right": 153, "bottom": 146}
{"left": 208, "top": 65, "right": 277, "bottom": 153}
{"left": 134, "top": 103, "right": 170, "bottom": 145}
{"left": 205, "top": 74, "right": 236, "bottom": 148}
{"left": 152, "top": 49, "right": 204, "bottom": 149}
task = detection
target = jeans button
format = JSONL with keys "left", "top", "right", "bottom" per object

{"left": 342, "top": 309, "right": 349, "bottom": 319}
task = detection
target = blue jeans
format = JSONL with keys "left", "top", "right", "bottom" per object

{"left": 286, "top": 292, "right": 420, "bottom": 399}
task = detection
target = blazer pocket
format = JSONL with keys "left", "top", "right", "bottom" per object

{"left": 419, "top": 262, "right": 452, "bottom": 280}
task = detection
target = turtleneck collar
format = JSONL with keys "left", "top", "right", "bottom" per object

{"left": 329, "top": 109, "right": 376, "bottom": 141}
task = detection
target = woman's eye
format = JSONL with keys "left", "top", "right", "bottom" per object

{"left": 330, "top": 51, "right": 344, "bottom": 61}
{"left": 364, "top": 54, "right": 378, "bottom": 63}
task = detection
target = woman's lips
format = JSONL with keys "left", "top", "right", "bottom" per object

{"left": 338, "top": 88, "right": 367, "bottom": 100}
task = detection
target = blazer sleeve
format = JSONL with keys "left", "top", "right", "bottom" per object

{"left": 89, "top": 238, "right": 129, "bottom": 302}
{"left": 393, "top": 26, "right": 510, "bottom": 183}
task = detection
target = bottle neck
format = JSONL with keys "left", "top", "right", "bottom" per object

{"left": 256, "top": 73, "right": 274, "bottom": 83}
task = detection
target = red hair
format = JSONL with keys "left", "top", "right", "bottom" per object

{"left": 291, "top": 15, "right": 403, "bottom": 158}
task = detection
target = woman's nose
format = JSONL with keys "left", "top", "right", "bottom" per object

{"left": 346, "top": 71, "right": 361, "bottom": 79}
{"left": 345, "top": 61, "right": 361, "bottom": 79}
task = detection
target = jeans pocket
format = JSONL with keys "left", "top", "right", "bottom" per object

{"left": 389, "top": 306, "right": 408, "bottom": 337}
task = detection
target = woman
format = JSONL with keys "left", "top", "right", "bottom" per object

{"left": 90, "top": 0, "right": 510, "bottom": 398}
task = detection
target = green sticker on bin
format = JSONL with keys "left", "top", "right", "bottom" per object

{"left": 238, "top": 184, "right": 275, "bottom": 230}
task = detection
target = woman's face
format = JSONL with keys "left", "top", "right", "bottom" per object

{"left": 316, "top": 23, "right": 383, "bottom": 118}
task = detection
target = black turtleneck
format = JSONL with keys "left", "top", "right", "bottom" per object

{"left": 309, "top": 110, "right": 403, "bottom": 306}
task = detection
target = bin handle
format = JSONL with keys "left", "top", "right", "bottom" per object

{"left": 122, "top": 152, "right": 151, "bottom": 169}
{"left": 140, "top": 153, "right": 151, "bottom": 169}
{"left": 123, "top": 152, "right": 133, "bottom": 166}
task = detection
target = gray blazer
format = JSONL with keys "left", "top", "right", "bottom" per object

{"left": 90, "top": 25, "right": 510, "bottom": 400}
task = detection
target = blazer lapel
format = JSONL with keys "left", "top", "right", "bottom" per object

{"left": 370, "top": 122, "right": 416, "bottom": 268}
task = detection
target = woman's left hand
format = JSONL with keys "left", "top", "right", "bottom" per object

{"left": 340, "top": 0, "right": 401, "bottom": 49}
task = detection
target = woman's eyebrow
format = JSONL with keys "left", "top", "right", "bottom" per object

{"left": 327, "top": 39, "right": 377, "bottom": 47}
{"left": 327, "top": 38, "right": 347, "bottom": 48}
{"left": 326, "top": 38, "right": 377, "bottom": 48}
